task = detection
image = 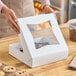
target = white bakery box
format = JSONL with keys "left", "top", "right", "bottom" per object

{"left": 9, "top": 14, "right": 68, "bottom": 68}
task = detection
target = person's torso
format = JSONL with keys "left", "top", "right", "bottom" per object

{"left": 0, "top": 0, "right": 35, "bottom": 37}
{"left": 2, "top": 0, "right": 35, "bottom": 17}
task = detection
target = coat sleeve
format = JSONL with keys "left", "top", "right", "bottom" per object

{"left": 40, "top": 0, "right": 51, "bottom": 6}
{"left": 0, "top": 0, "right": 4, "bottom": 13}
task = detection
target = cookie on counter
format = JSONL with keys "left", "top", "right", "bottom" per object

{"left": 0, "top": 63, "right": 4, "bottom": 70}
{"left": 15, "top": 69, "right": 30, "bottom": 76}
{"left": 0, "top": 71, "right": 5, "bottom": 76}
{"left": 3, "top": 66, "right": 16, "bottom": 73}
{"left": 0, "top": 63, "right": 2, "bottom": 67}
{"left": 3, "top": 66, "right": 16, "bottom": 76}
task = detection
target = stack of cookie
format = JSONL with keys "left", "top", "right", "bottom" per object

{"left": 0, "top": 63, "right": 33, "bottom": 76}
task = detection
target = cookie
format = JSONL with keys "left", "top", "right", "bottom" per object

{"left": 0, "top": 63, "right": 2, "bottom": 67}
{"left": 0, "top": 71, "right": 5, "bottom": 76}
{"left": 3, "top": 66, "right": 16, "bottom": 73}
{"left": 15, "top": 69, "right": 29, "bottom": 76}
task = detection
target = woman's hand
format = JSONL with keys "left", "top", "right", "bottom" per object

{"left": 1, "top": 5, "right": 20, "bottom": 34}
{"left": 43, "top": 5, "right": 54, "bottom": 14}
{"left": 43, "top": 5, "right": 57, "bottom": 19}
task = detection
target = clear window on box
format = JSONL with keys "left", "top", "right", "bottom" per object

{"left": 27, "top": 21, "right": 59, "bottom": 49}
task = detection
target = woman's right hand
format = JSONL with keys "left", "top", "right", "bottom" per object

{"left": 1, "top": 5, "right": 20, "bottom": 34}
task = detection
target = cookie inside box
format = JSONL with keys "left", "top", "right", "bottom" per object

{"left": 34, "top": 37, "right": 51, "bottom": 49}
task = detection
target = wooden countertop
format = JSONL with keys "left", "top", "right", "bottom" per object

{"left": 0, "top": 24, "right": 76, "bottom": 76}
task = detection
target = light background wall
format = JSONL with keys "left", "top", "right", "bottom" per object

{"left": 50, "top": 0, "right": 69, "bottom": 23}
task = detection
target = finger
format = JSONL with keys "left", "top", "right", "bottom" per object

{"left": 50, "top": 8, "right": 57, "bottom": 19}
{"left": 50, "top": 8, "right": 54, "bottom": 12}
{"left": 10, "top": 10, "right": 20, "bottom": 32}
{"left": 8, "top": 20, "right": 16, "bottom": 31}
{"left": 10, "top": 9, "right": 18, "bottom": 23}
{"left": 8, "top": 16, "right": 20, "bottom": 34}
{"left": 46, "top": 9, "right": 54, "bottom": 14}
{"left": 45, "top": 8, "right": 57, "bottom": 19}
{"left": 10, "top": 9, "right": 16, "bottom": 19}
{"left": 8, "top": 20, "right": 19, "bottom": 34}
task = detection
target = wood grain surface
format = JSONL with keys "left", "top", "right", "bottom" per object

{"left": 0, "top": 24, "right": 76, "bottom": 76}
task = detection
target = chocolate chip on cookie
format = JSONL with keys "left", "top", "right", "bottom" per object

{"left": 3, "top": 66, "right": 16, "bottom": 73}
{"left": 15, "top": 69, "right": 29, "bottom": 76}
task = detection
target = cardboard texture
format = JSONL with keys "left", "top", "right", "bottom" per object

{"left": 9, "top": 14, "right": 68, "bottom": 67}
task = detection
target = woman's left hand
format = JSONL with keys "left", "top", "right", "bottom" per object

{"left": 43, "top": 5, "right": 54, "bottom": 14}
{"left": 43, "top": 5, "right": 57, "bottom": 19}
